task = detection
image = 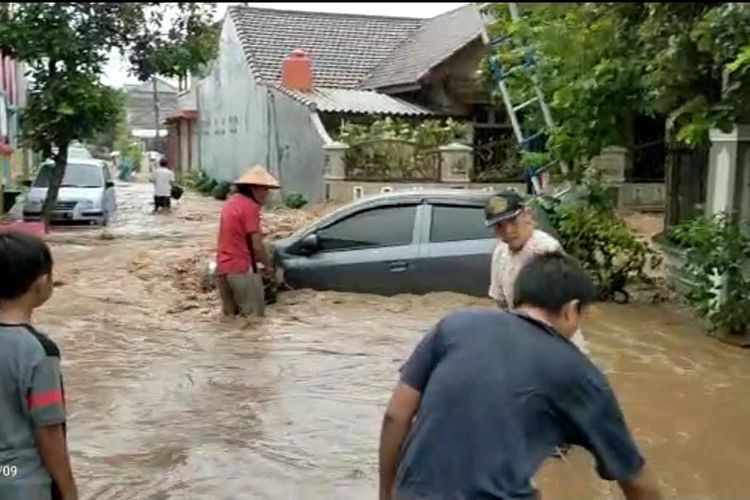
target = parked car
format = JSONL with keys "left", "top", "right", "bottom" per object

{"left": 270, "top": 189, "right": 558, "bottom": 297}
{"left": 23, "top": 159, "right": 117, "bottom": 225}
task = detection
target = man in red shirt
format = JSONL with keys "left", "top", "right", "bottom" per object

{"left": 215, "top": 165, "right": 280, "bottom": 317}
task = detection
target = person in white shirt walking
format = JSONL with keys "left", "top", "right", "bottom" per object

{"left": 485, "top": 190, "right": 590, "bottom": 355}
{"left": 151, "top": 158, "right": 176, "bottom": 214}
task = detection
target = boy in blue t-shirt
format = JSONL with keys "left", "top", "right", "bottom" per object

{"left": 380, "top": 252, "right": 661, "bottom": 500}
{"left": 0, "top": 232, "right": 77, "bottom": 500}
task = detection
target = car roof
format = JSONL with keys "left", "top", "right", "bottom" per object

{"left": 307, "top": 188, "right": 516, "bottom": 233}
{"left": 353, "top": 188, "right": 512, "bottom": 206}
{"left": 68, "top": 159, "right": 106, "bottom": 167}
{"left": 41, "top": 159, "right": 105, "bottom": 168}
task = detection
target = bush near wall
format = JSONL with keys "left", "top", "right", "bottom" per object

{"left": 669, "top": 213, "right": 750, "bottom": 338}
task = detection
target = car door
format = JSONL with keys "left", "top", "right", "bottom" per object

{"left": 283, "top": 203, "right": 421, "bottom": 296}
{"left": 414, "top": 203, "right": 498, "bottom": 297}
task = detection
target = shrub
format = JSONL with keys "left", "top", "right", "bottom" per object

{"left": 284, "top": 192, "right": 308, "bottom": 210}
{"left": 669, "top": 213, "right": 750, "bottom": 336}
{"left": 185, "top": 169, "right": 207, "bottom": 189}
{"left": 212, "top": 181, "right": 232, "bottom": 201}
{"left": 546, "top": 203, "right": 659, "bottom": 302}
{"left": 535, "top": 173, "right": 659, "bottom": 302}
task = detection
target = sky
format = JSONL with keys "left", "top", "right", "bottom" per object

{"left": 101, "top": 2, "right": 468, "bottom": 88}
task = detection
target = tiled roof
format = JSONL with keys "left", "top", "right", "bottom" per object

{"left": 277, "top": 87, "right": 434, "bottom": 116}
{"left": 361, "top": 5, "right": 486, "bottom": 90}
{"left": 228, "top": 6, "right": 424, "bottom": 89}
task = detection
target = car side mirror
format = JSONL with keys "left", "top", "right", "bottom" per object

{"left": 106, "top": 181, "right": 115, "bottom": 188}
{"left": 21, "top": 179, "right": 32, "bottom": 188}
{"left": 298, "top": 233, "right": 320, "bottom": 255}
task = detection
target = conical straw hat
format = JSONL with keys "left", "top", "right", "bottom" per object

{"left": 235, "top": 165, "right": 280, "bottom": 188}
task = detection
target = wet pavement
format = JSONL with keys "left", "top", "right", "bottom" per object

{"left": 32, "top": 182, "right": 750, "bottom": 499}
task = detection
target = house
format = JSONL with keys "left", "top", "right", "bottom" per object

{"left": 196, "top": 4, "right": 503, "bottom": 203}
{"left": 164, "top": 85, "right": 199, "bottom": 178}
{"left": 123, "top": 78, "right": 179, "bottom": 154}
{"left": 0, "top": 51, "right": 29, "bottom": 211}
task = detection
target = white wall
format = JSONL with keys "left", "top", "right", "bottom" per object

{"left": 196, "top": 17, "right": 328, "bottom": 203}
{"left": 197, "top": 17, "right": 270, "bottom": 183}
{"left": 267, "top": 89, "right": 326, "bottom": 203}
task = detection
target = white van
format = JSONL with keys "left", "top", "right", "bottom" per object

{"left": 23, "top": 160, "right": 117, "bottom": 225}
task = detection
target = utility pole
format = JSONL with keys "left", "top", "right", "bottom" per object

{"left": 152, "top": 76, "right": 160, "bottom": 153}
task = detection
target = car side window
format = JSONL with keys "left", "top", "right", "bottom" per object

{"left": 430, "top": 205, "right": 494, "bottom": 243}
{"left": 103, "top": 166, "right": 111, "bottom": 183}
{"left": 317, "top": 205, "right": 417, "bottom": 251}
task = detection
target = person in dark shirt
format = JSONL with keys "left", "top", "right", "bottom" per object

{"left": 0, "top": 232, "right": 77, "bottom": 500}
{"left": 379, "top": 252, "right": 661, "bottom": 500}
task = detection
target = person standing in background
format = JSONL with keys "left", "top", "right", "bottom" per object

{"left": 151, "top": 158, "right": 175, "bottom": 214}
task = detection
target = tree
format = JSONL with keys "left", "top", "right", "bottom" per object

{"left": 86, "top": 89, "right": 127, "bottom": 158}
{"left": 0, "top": 3, "right": 219, "bottom": 225}
{"left": 479, "top": 2, "right": 750, "bottom": 175}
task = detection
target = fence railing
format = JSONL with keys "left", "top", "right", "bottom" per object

{"left": 343, "top": 139, "right": 442, "bottom": 182}
{"left": 471, "top": 134, "right": 525, "bottom": 182}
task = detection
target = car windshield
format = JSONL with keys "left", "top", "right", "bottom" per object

{"left": 33, "top": 164, "right": 103, "bottom": 188}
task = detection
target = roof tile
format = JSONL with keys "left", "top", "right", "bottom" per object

{"left": 229, "top": 6, "right": 424, "bottom": 88}
{"left": 361, "top": 5, "right": 486, "bottom": 90}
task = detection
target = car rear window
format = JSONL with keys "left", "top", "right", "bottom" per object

{"left": 318, "top": 205, "right": 417, "bottom": 251}
{"left": 430, "top": 205, "right": 494, "bottom": 243}
{"left": 33, "top": 163, "right": 103, "bottom": 188}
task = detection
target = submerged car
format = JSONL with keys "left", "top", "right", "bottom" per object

{"left": 23, "top": 159, "right": 117, "bottom": 225}
{"left": 270, "top": 189, "right": 558, "bottom": 298}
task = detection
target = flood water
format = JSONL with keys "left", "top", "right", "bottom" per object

{"left": 31, "top": 182, "right": 750, "bottom": 499}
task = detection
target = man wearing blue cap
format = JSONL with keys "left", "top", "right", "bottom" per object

{"left": 485, "top": 190, "right": 589, "bottom": 354}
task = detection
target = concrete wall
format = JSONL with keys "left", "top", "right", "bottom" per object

{"left": 197, "top": 17, "right": 327, "bottom": 203}
{"left": 324, "top": 179, "right": 666, "bottom": 210}
{"left": 706, "top": 125, "right": 750, "bottom": 235}
{"left": 267, "top": 89, "right": 326, "bottom": 203}
{"left": 197, "top": 17, "right": 270, "bottom": 184}
{"left": 614, "top": 182, "right": 666, "bottom": 210}
{"left": 325, "top": 180, "right": 527, "bottom": 203}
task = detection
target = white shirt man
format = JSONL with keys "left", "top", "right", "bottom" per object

{"left": 151, "top": 161, "right": 175, "bottom": 212}
{"left": 486, "top": 191, "right": 589, "bottom": 354}
{"left": 152, "top": 165, "right": 175, "bottom": 197}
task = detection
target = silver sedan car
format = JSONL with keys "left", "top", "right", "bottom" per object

{"left": 270, "top": 189, "right": 558, "bottom": 297}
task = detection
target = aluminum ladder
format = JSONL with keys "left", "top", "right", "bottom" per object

{"left": 480, "top": 2, "right": 567, "bottom": 195}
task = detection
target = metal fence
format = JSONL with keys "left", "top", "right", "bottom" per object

{"left": 344, "top": 139, "right": 442, "bottom": 181}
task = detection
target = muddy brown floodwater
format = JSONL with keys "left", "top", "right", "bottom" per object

{"left": 30, "top": 182, "right": 750, "bottom": 499}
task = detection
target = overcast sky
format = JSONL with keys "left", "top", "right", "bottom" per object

{"left": 102, "top": 2, "right": 467, "bottom": 87}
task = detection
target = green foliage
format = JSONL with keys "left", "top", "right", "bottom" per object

{"left": 184, "top": 170, "right": 205, "bottom": 189}
{"left": 519, "top": 151, "right": 552, "bottom": 170}
{"left": 480, "top": 2, "right": 750, "bottom": 168}
{"left": 87, "top": 89, "right": 127, "bottom": 157}
{"left": 338, "top": 117, "right": 470, "bottom": 148}
{"left": 549, "top": 205, "right": 658, "bottom": 302}
{"left": 186, "top": 170, "right": 221, "bottom": 197}
{"left": 669, "top": 214, "right": 750, "bottom": 336}
{"left": 284, "top": 192, "right": 308, "bottom": 210}
{"left": 128, "top": 5, "right": 220, "bottom": 82}
{"left": 212, "top": 181, "right": 232, "bottom": 201}
{"left": 536, "top": 174, "right": 660, "bottom": 302}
